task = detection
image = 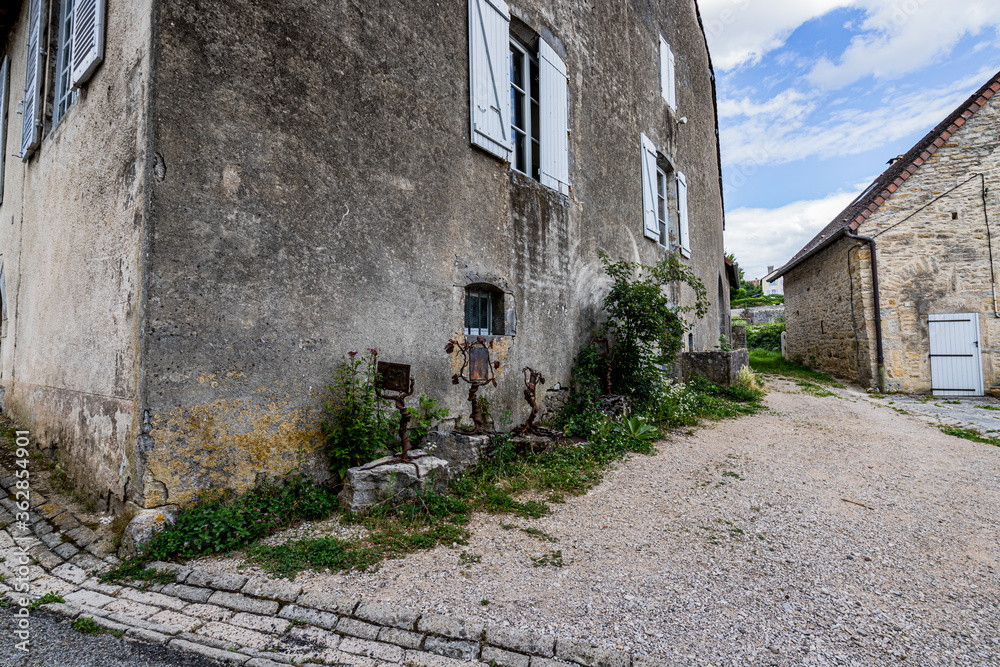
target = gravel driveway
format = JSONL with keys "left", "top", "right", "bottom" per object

{"left": 195, "top": 378, "right": 1000, "bottom": 666}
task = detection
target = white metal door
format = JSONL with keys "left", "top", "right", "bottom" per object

{"left": 929, "top": 313, "right": 983, "bottom": 397}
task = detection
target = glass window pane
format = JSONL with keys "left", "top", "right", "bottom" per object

{"left": 512, "top": 90, "right": 525, "bottom": 129}
{"left": 480, "top": 294, "right": 490, "bottom": 332}
{"left": 511, "top": 47, "right": 523, "bottom": 89}
{"left": 470, "top": 293, "right": 480, "bottom": 333}
{"left": 514, "top": 132, "right": 526, "bottom": 173}
{"left": 530, "top": 60, "right": 540, "bottom": 101}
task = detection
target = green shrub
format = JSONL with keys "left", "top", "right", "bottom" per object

{"left": 411, "top": 395, "right": 449, "bottom": 447}
{"left": 323, "top": 349, "right": 399, "bottom": 480}
{"left": 746, "top": 320, "right": 785, "bottom": 351}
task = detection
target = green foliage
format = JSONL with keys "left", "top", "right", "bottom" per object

{"left": 599, "top": 253, "right": 709, "bottom": 408}
{"left": 734, "top": 294, "right": 783, "bottom": 307}
{"left": 654, "top": 376, "right": 764, "bottom": 428}
{"left": 102, "top": 471, "right": 338, "bottom": 581}
{"left": 749, "top": 349, "right": 843, "bottom": 386}
{"left": 939, "top": 426, "right": 1000, "bottom": 447}
{"left": 28, "top": 592, "right": 64, "bottom": 611}
{"left": 618, "top": 416, "right": 659, "bottom": 443}
{"left": 796, "top": 380, "right": 835, "bottom": 397}
{"left": 101, "top": 562, "right": 177, "bottom": 586}
{"left": 411, "top": 395, "right": 450, "bottom": 447}
{"left": 72, "top": 617, "right": 124, "bottom": 638}
{"left": 746, "top": 320, "right": 785, "bottom": 352}
{"left": 531, "top": 550, "right": 564, "bottom": 567}
{"left": 323, "top": 349, "right": 400, "bottom": 480}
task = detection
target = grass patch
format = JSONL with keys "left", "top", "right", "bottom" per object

{"left": 940, "top": 400, "right": 961, "bottom": 405}
{"left": 939, "top": 426, "right": 1000, "bottom": 447}
{"left": 749, "top": 349, "right": 843, "bottom": 387}
{"left": 975, "top": 404, "right": 1000, "bottom": 411}
{"left": 530, "top": 550, "right": 564, "bottom": 567}
{"left": 28, "top": 592, "right": 64, "bottom": 611}
{"left": 795, "top": 380, "right": 835, "bottom": 397}
{"left": 72, "top": 616, "right": 124, "bottom": 638}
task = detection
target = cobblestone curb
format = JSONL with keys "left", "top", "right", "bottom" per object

{"left": 0, "top": 466, "right": 676, "bottom": 666}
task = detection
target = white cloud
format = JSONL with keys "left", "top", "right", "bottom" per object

{"left": 700, "top": 0, "right": 856, "bottom": 70}
{"left": 725, "top": 192, "right": 859, "bottom": 280}
{"left": 806, "top": 0, "right": 1000, "bottom": 89}
{"left": 718, "top": 66, "right": 996, "bottom": 169}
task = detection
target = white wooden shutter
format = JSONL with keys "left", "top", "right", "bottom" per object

{"left": 640, "top": 133, "right": 659, "bottom": 241}
{"left": 0, "top": 56, "right": 9, "bottom": 203}
{"left": 20, "top": 0, "right": 45, "bottom": 161}
{"left": 539, "top": 39, "right": 569, "bottom": 194}
{"left": 469, "top": 0, "right": 511, "bottom": 160}
{"left": 660, "top": 36, "right": 676, "bottom": 110}
{"left": 71, "top": 0, "right": 106, "bottom": 87}
{"left": 677, "top": 171, "right": 690, "bottom": 257}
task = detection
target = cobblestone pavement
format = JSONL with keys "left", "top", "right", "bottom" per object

{"left": 862, "top": 390, "right": 1000, "bottom": 435}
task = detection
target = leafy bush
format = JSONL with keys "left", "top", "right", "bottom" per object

{"left": 599, "top": 253, "right": 708, "bottom": 409}
{"left": 411, "top": 395, "right": 449, "bottom": 447}
{"left": 749, "top": 349, "right": 843, "bottom": 386}
{"left": 323, "top": 349, "right": 399, "bottom": 480}
{"left": 746, "top": 320, "right": 785, "bottom": 351}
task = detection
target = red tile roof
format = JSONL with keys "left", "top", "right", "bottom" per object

{"left": 770, "top": 68, "right": 1000, "bottom": 280}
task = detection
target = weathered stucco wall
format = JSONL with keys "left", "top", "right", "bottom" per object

{"left": 143, "top": 0, "right": 726, "bottom": 506}
{"left": 786, "top": 81, "right": 1000, "bottom": 393}
{"left": 0, "top": 0, "right": 154, "bottom": 509}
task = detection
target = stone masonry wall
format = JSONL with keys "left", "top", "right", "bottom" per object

{"left": 784, "top": 236, "right": 873, "bottom": 385}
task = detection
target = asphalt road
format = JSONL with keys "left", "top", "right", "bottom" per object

{"left": 0, "top": 606, "right": 216, "bottom": 667}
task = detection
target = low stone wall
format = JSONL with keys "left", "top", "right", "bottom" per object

{"left": 731, "top": 306, "right": 785, "bottom": 325}
{"left": 730, "top": 325, "right": 747, "bottom": 350}
{"left": 680, "top": 349, "right": 750, "bottom": 386}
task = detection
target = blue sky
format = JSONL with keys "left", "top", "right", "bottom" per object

{"left": 700, "top": 0, "right": 1000, "bottom": 280}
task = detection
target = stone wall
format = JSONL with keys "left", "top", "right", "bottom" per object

{"left": 732, "top": 305, "right": 785, "bottom": 325}
{"left": 784, "top": 236, "right": 872, "bottom": 385}
{"left": 680, "top": 349, "right": 749, "bottom": 386}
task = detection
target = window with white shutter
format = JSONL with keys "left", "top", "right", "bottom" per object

{"left": 538, "top": 40, "right": 569, "bottom": 194}
{"left": 20, "top": 0, "right": 45, "bottom": 161}
{"left": 469, "top": 0, "right": 512, "bottom": 161}
{"left": 640, "top": 133, "right": 659, "bottom": 241}
{"left": 0, "top": 56, "right": 9, "bottom": 203}
{"left": 70, "top": 0, "right": 105, "bottom": 87}
{"left": 54, "top": 0, "right": 80, "bottom": 124}
{"left": 660, "top": 35, "right": 676, "bottom": 111}
{"left": 677, "top": 171, "right": 690, "bottom": 257}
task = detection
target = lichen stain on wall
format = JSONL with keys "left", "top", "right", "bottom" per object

{"left": 145, "top": 394, "right": 323, "bottom": 507}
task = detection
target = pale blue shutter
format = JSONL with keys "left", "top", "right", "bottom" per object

{"left": 469, "top": 0, "right": 511, "bottom": 160}
{"left": 0, "top": 56, "right": 9, "bottom": 203}
{"left": 20, "top": 0, "right": 45, "bottom": 160}
{"left": 640, "top": 133, "right": 659, "bottom": 241}
{"left": 660, "top": 36, "right": 676, "bottom": 110}
{"left": 539, "top": 40, "right": 569, "bottom": 194}
{"left": 71, "top": 0, "right": 106, "bottom": 86}
{"left": 677, "top": 171, "right": 690, "bottom": 257}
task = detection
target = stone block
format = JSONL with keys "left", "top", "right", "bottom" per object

{"left": 67, "top": 526, "right": 99, "bottom": 548}
{"left": 277, "top": 603, "right": 339, "bottom": 630}
{"left": 183, "top": 603, "right": 234, "bottom": 622}
{"left": 161, "top": 583, "right": 214, "bottom": 603}
{"left": 119, "top": 586, "right": 189, "bottom": 611}
{"left": 485, "top": 626, "right": 556, "bottom": 657}
{"left": 50, "top": 563, "right": 88, "bottom": 585}
{"left": 80, "top": 579, "right": 122, "bottom": 595}
{"left": 196, "top": 621, "right": 275, "bottom": 650}
{"left": 147, "top": 561, "right": 192, "bottom": 583}
{"left": 103, "top": 597, "right": 162, "bottom": 619}
{"left": 530, "top": 658, "right": 576, "bottom": 667}
{"left": 555, "top": 639, "right": 629, "bottom": 667}
{"left": 27, "top": 544, "right": 63, "bottom": 570}
{"left": 167, "top": 638, "right": 252, "bottom": 665}
{"left": 483, "top": 646, "right": 531, "bottom": 667}
{"left": 187, "top": 569, "right": 248, "bottom": 592}
{"left": 63, "top": 589, "right": 116, "bottom": 608}
{"left": 354, "top": 601, "right": 421, "bottom": 630}
{"left": 339, "top": 453, "right": 450, "bottom": 513}
{"left": 422, "top": 431, "right": 492, "bottom": 473}
{"left": 147, "top": 610, "right": 203, "bottom": 632}
{"left": 339, "top": 637, "right": 406, "bottom": 662}
{"left": 336, "top": 616, "right": 382, "bottom": 640}
{"left": 53, "top": 542, "right": 79, "bottom": 559}
{"left": 208, "top": 591, "right": 279, "bottom": 615}
{"left": 231, "top": 612, "right": 291, "bottom": 634}
{"left": 118, "top": 508, "right": 178, "bottom": 559}
{"left": 403, "top": 648, "right": 478, "bottom": 667}
{"left": 287, "top": 624, "right": 342, "bottom": 649}
{"left": 39, "top": 602, "right": 80, "bottom": 619}
{"left": 679, "top": 348, "right": 750, "bottom": 386}
{"left": 631, "top": 653, "right": 683, "bottom": 667}
{"left": 241, "top": 576, "right": 302, "bottom": 602}
{"left": 378, "top": 626, "right": 425, "bottom": 649}
{"left": 295, "top": 588, "right": 358, "bottom": 614}
{"left": 423, "top": 635, "right": 478, "bottom": 660}
{"left": 126, "top": 627, "right": 171, "bottom": 645}
{"left": 69, "top": 553, "right": 105, "bottom": 571}
{"left": 418, "top": 613, "right": 483, "bottom": 641}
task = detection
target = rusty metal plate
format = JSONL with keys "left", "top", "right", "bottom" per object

{"left": 468, "top": 347, "right": 490, "bottom": 382}
{"left": 593, "top": 337, "right": 610, "bottom": 355}
{"left": 377, "top": 362, "right": 411, "bottom": 392}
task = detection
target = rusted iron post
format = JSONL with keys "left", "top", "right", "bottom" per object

{"left": 361, "top": 361, "right": 431, "bottom": 477}
{"left": 446, "top": 336, "right": 499, "bottom": 434}
{"left": 519, "top": 366, "right": 545, "bottom": 434}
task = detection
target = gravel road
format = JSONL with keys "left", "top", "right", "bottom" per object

{"left": 0, "top": 606, "right": 216, "bottom": 667}
{"left": 193, "top": 378, "right": 1000, "bottom": 666}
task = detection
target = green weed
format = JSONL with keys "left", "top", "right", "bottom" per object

{"left": 749, "top": 350, "right": 843, "bottom": 386}
{"left": 72, "top": 617, "right": 124, "bottom": 638}
{"left": 975, "top": 404, "right": 1000, "bottom": 411}
{"left": 939, "top": 426, "right": 1000, "bottom": 447}
{"left": 28, "top": 592, "right": 64, "bottom": 611}
{"left": 531, "top": 550, "right": 564, "bottom": 567}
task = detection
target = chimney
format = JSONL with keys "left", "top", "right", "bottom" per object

{"left": 767, "top": 265, "right": 773, "bottom": 273}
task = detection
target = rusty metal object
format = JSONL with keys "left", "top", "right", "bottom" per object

{"left": 593, "top": 337, "right": 613, "bottom": 396}
{"left": 361, "top": 362, "right": 431, "bottom": 477}
{"left": 445, "top": 335, "right": 499, "bottom": 434}
{"left": 517, "top": 366, "right": 545, "bottom": 434}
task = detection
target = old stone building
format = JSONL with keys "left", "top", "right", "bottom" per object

{"left": 0, "top": 0, "right": 728, "bottom": 510}
{"left": 772, "top": 69, "right": 1000, "bottom": 395}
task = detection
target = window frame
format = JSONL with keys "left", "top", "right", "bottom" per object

{"left": 53, "top": 0, "right": 79, "bottom": 125}
{"left": 464, "top": 285, "right": 508, "bottom": 337}
{"left": 509, "top": 38, "right": 540, "bottom": 181}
